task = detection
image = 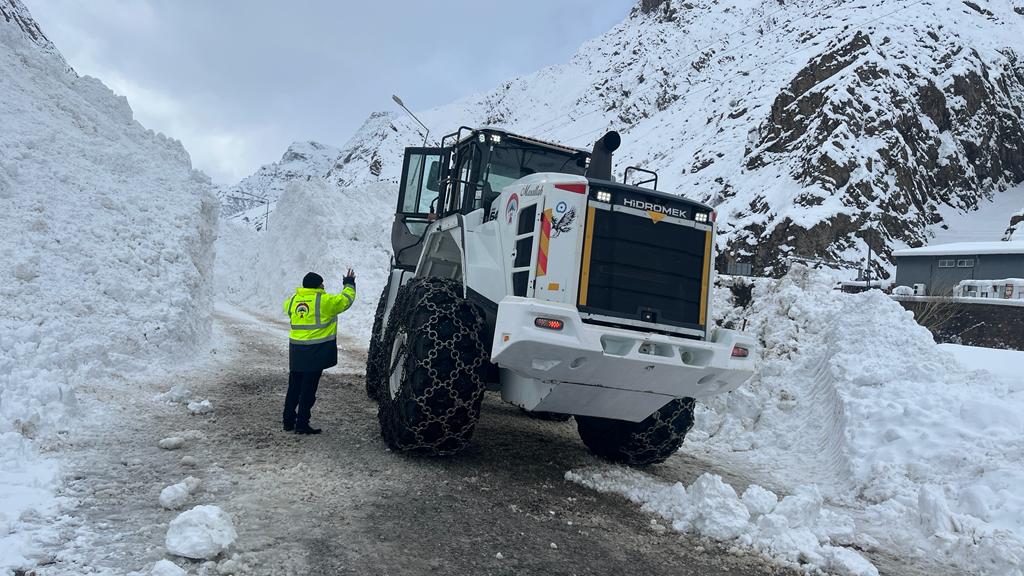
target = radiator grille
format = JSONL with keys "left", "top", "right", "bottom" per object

{"left": 579, "top": 204, "right": 710, "bottom": 332}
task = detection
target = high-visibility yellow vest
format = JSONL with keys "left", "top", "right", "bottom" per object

{"left": 282, "top": 285, "right": 355, "bottom": 344}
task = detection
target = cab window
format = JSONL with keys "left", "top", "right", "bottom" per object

{"left": 397, "top": 147, "right": 441, "bottom": 217}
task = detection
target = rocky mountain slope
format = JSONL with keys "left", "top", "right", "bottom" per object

{"left": 224, "top": 0, "right": 1024, "bottom": 277}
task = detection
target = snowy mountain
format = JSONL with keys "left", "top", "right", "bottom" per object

{"left": 268, "top": 0, "right": 1024, "bottom": 277}
{"left": 217, "top": 140, "right": 341, "bottom": 229}
{"left": 1, "top": 0, "right": 217, "bottom": 568}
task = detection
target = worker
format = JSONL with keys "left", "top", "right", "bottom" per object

{"left": 282, "top": 269, "right": 356, "bottom": 435}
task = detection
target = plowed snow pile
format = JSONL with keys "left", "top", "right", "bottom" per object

{"left": 0, "top": 1, "right": 217, "bottom": 569}
{"left": 571, "top": 266, "right": 1024, "bottom": 575}
{"left": 215, "top": 178, "right": 392, "bottom": 342}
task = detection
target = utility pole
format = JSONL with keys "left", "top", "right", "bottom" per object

{"left": 392, "top": 94, "right": 431, "bottom": 146}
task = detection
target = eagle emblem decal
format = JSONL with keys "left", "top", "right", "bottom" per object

{"left": 551, "top": 207, "right": 576, "bottom": 237}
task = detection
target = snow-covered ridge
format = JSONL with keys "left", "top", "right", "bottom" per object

{"left": 264, "top": 0, "right": 1024, "bottom": 278}
{"left": 217, "top": 140, "right": 341, "bottom": 228}
{"left": 1, "top": 0, "right": 217, "bottom": 569}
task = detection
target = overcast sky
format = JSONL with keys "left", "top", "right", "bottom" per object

{"left": 24, "top": 1, "right": 632, "bottom": 184}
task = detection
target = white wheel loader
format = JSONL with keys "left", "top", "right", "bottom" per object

{"left": 366, "top": 127, "right": 756, "bottom": 465}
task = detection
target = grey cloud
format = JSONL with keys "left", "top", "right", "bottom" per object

{"left": 23, "top": 0, "right": 631, "bottom": 183}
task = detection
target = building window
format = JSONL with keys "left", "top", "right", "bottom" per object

{"left": 726, "top": 261, "right": 753, "bottom": 276}
{"left": 938, "top": 259, "right": 955, "bottom": 268}
{"left": 956, "top": 259, "right": 975, "bottom": 268}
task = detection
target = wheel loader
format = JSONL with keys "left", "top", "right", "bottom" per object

{"left": 365, "top": 127, "right": 756, "bottom": 465}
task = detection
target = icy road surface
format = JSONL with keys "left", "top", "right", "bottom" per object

{"left": 40, "top": 307, "right": 792, "bottom": 576}
{"left": 37, "top": 306, "right": 953, "bottom": 576}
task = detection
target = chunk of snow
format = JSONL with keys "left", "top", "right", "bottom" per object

{"left": 688, "top": 474, "right": 750, "bottom": 540}
{"left": 156, "top": 385, "right": 193, "bottom": 404}
{"left": 150, "top": 559, "right": 187, "bottom": 576}
{"left": 159, "top": 437, "right": 186, "bottom": 450}
{"left": 566, "top": 467, "right": 875, "bottom": 575}
{"left": 165, "top": 505, "right": 237, "bottom": 560}
{"left": 187, "top": 400, "right": 214, "bottom": 415}
{"left": 159, "top": 477, "right": 201, "bottom": 510}
{"left": 180, "top": 456, "right": 198, "bottom": 467}
{"left": 741, "top": 485, "right": 778, "bottom": 518}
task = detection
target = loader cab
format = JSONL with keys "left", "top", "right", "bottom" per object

{"left": 391, "top": 128, "right": 589, "bottom": 269}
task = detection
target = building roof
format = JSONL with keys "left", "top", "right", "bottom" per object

{"left": 892, "top": 240, "right": 1024, "bottom": 257}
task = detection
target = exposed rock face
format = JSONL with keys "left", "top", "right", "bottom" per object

{"left": 739, "top": 21, "right": 1024, "bottom": 274}
{"left": 1006, "top": 208, "right": 1024, "bottom": 240}
{"left": 0, "top": 0, "right": 60, "bottom": 57}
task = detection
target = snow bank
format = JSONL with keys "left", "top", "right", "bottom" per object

{"left": 165, "top": 505, "right": 237, "bottom": 560}
{"left": 216, "top": 178, "right": 393, "bottom": 343}
{"left": 691, "top": 266, "right": 1024, "bottom": 575}
{"left": 0, "top": 1, "right": 217, "bottom": 570}
{"left": 567, "top": 468, "right": 876, "bottom": 575}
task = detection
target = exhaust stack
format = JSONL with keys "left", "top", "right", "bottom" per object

{"left": 585, "top": 131, "right": 621, "bottom": 181}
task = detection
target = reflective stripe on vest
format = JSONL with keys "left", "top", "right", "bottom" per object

{"left": 290, "top": 334, "right": 337, "bottom": 345}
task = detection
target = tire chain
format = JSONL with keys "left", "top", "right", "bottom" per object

{"left": 577, "top": 397, "right": 696, "bottom": 466}
{"left": 364, "top": 283, "right": 390, "bottom": 401}
{"left": 378, "top": 277, "right": 489, "bottom": 455}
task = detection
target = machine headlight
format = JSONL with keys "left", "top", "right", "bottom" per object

{"left": 596, "top": 190, "right": 612, "bottom": 203}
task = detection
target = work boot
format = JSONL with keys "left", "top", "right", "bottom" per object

{"left": 283, "top": 422, "right": 294, "bottom": 432}
{"left": 294, "top": 424, "right": 322, "bottom": 435}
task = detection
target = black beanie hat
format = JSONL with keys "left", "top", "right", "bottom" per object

{"left": 302, "top": 272, "right": 324, "bottom": 289}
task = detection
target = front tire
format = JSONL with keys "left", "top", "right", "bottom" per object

{"left": 575, "top": 398, "right": 696, "bottom": 466}
{"left": 365, "top": 282, "right": 390, "bottom": 401}
{"left": 378, "top": 277, "right": 489, "bottom": 455}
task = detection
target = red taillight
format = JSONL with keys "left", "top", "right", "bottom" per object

{"left": 534, "top": 317, "right": 564, "bottom": 330}
{"left": 711, "top": 210, "right": 718, "bottom": 223}
{"left": 731, "top": 345, "right": 749, "bottom": 358}
{"left": 554, "top": 183, "right": 587, "bottom": 194}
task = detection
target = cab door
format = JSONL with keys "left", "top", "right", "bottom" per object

{"left": 392, "top": 147, "right": 443, "bottom": 269}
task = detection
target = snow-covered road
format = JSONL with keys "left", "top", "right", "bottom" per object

{"left": 37, "top": 307, "right": 801, "bottom": 576}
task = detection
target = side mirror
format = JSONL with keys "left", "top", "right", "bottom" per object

{"left": 425, "top": 161, "right": 440, "bottom": 192}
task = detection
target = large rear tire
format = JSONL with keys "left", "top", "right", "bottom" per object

{"left": 378, "top": 277, "right": 489, "bottom": 455}
{"left": 365, "top": 282, "right": 390, "bottom": 401}
{"left": 575, "top": 398, "right": 696, "bottom": 466}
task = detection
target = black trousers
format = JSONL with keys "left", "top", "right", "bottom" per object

{"left": 283, "top": 370, "right": 323, "bottom": 428}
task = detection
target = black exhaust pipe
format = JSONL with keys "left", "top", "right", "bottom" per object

{"left": 585, "top": 131, "right": 621, "bottom": 181}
